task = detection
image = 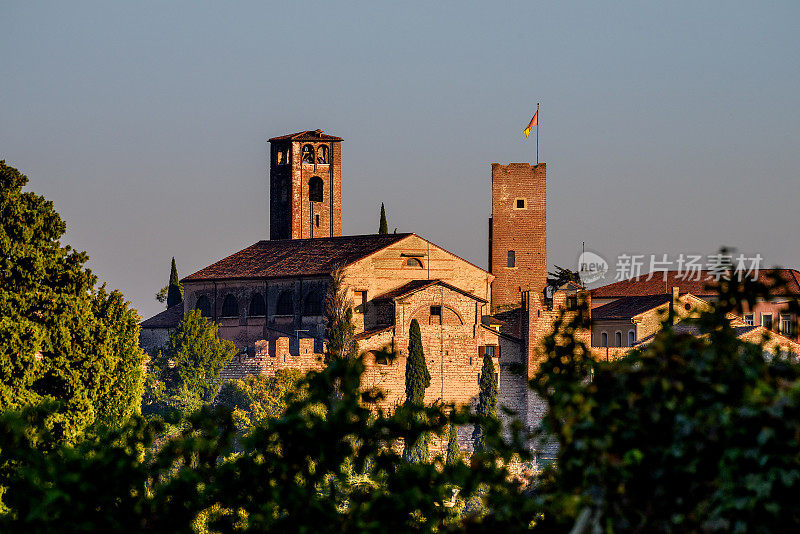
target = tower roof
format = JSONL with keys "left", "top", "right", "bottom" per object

{"left": 268, "top": 129, "right": 343, "bottom": 142}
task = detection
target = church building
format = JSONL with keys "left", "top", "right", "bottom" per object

{"left": 140, "top": 129, "right": 565, "bottom": 449}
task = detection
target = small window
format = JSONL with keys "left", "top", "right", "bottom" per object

{"left": 315, "top": 214, "right": 320, "bottom": 227}
{"left": 374, "top": 352, "right": 389, "bottom": 365}
{"left": 507, "top": 250, "right": 515, "bottom": 268}
{"left": 430, "top": 305, "right": 442, "bottom": 317}
{"left": 249, "top": 294, "right": 266, "bottom": 316}
{"left": 354, "top": 291, "right": 366, "bottom": 313}
{"left": 485, "top": 345, "right": 498, "bottom": 358}
{"left": 195, "top": 295, "right": 211, "bottom": 318}
{"left": 304, "top": 291, "right": 323, "bottom": 316}
{"left": 600, "top": 332, "right": 608, "bottom": 347}
{"left": 628, "top": 330, "right": 635, "bottom": 347}
{"left": 316, "top": 145, "right": 328, "bottom": 164}
{"left": 405, "top": 258, "right": 423, "bottom": 268}
{"left": 684, "top": 303, "right": 692, "bottom": 311}
{"left": 302, "top": 144, "right": 315, "bottom": 164}
{"left": 276, "top": 290, "right": 294, "bottom": 316}
{"left": 309, "top": 176, "right": 323, "bottom": 202}
{"left": 615, "top": 331, "right": 622, "bottom": 347}
{"left": 744, "top": 314, "right": 754, "bottom": 326}
{"left": 515, "top": 198, "right": 526, "bottom": 209}
{"left": 762, "top": 314, "right": 773, "bottom": 330}
{"left": 781, "top": 314, "right": 794, "bottom": 336}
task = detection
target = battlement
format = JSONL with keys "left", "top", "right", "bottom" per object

{"left": 219, "top": 336, "right": 326, "bottom": 381}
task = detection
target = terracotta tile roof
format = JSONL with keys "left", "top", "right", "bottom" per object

{"left": 590, "top": 269, "right": 800, "bottom": 299}
{"left": 373, "top": 279, "right": 488, "bottom": 303}
{"left": 140, "top": 302, "right": 184, "bottom": 329}
{"left": 268, "top": 129, "right": 343, "bottom": 142}
{"left": 592, "top": 294, "right": 672, "bottom": 320}
{"left": 182, "top": 234, "right": 411, "bottom": 282}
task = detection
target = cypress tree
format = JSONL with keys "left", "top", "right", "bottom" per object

{"left": 472, "top": 353, "right": 498, "bottom": 452}
{"left": 167, "top": 257, "right": 183, "bottom": 308}
{"left": 378, "top": 202, "right": 388, "bottom": 234}
{"left": 403, "top": 318, "right": 431, "bottom": 462}
{"left": 446, "top": 422, "right": 462, "bottom": 465}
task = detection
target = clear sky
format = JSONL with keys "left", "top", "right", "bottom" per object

{"left": 3, "top": 1, "right": 799, "bottom": 320}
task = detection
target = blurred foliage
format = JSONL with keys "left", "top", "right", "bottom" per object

{"left": 0, "top": 161, "right": 145, "bottom": 445}
{"left": 0, "top": 353, "right": 536, "bottom": 532}
{"left": 216, "top": 369, "right": 306, "bottom": 434}
{"left": 530, "top": 265, "right": 800, "bottom": 532}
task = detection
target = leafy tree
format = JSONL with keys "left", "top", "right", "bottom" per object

{"left": 155, "top": 257, "right": 183, "bottom": 307}
{"left": 531, "top": 269, "right": 800, "bottom": 531}
{"left": 160, "top": 310, "right": 236, "bottom": 403}
{"left": 546, "top": 265, "right": 582, "bottom": 293}
{"left": 403, "top": 318, "right": 431, "bottom": 462}
{"left": 472, "top": 353, "right": 498, "bottom": 452}
{"left": 378, "top": 202, "right": 388, "bottom": 234}
{"left": 0, "top": 161, "right": 145, "bottom": 444}
{"left": 324, "top": 266, "right": 357, "bottom": 362}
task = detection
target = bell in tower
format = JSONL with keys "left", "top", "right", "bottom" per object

{"left": 268, "top": 130, "right": 343, "bottom": 240}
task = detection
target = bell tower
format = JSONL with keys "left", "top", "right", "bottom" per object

{"left": 268, "top": 130, "right": 342, "bottom": 240}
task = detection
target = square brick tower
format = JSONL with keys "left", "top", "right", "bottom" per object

{"left": 489, "top": 163, "right": 547, "bottom": 310}
{"left": 268, "top": 130, "right": 342, "bottom": 240}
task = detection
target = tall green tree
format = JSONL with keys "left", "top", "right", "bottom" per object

{"left": 324, "top": 267, "right": 357, "bottom": 362}
{"left": 160, "top": 310, "right": 236, "bottom": 403}
{"left": 155, "top": 257, "right": 183, "bottom": 307}
{"left": 403, "top": 318, "right": 431, "bottom": 462}
{"left": 446, "top": 422, "right": 462, "bottom": 466}
{"left": 0, "top": 161, "right": 145, "bottom": 443}
{"left": 378, "top": 202, "right": 388, "bottom": 234}
{"left": 471, "top": 353, "right": 498, "bottom": 452}
{"left": 167, "top": 257, "right": 182, "bottom": 307}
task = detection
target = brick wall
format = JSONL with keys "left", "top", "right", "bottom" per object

{"left": 490, "top": 163, "right": 547, "bottom": 310}
{"left": 269, "top": 139, "right": 342, "bottom": 240}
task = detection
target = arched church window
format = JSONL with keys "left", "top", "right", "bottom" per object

{"left": 600, "top": 332, "right": 608, "bottom": 347}
{"left": 615, "top": 331, "right": 622, "bottom": 347}
{"left": 302, "top": 144, "right": 315, "bottom": 164}
{"left": 628, "top": 330, "right": 636, "bottom": 347}
{"left": 304, "top": 291, "right": 323, "bottom": 316}
{"left": 221, "top": 294, "right": 238, "bottom": 317}
{"left": 276, "top": 290, "right": 294, "bottom": 316}
{"left": 195, "top": 295, "right": 211, "bottom": 318}
{"left": 249, "top": 294, "right": 266, "bottom": 316}
{"left": 309, "top": 176, "right": 323, "bottom": 202}
{"left": 405, "top": 258, "right": 423, "bottom": 268}
{"left": 316, "top": 145, "right": 328, "bottom": 164}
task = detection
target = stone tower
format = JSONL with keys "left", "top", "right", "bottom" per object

{"left": 268, "top": 130, "right": 343, "bottom": 240}
{"left": 489, "top": 162, "right": 547, "bottom": 310}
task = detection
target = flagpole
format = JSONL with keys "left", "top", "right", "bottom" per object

{"left": 536, "top": 102, "right": 540, "bottom": 165}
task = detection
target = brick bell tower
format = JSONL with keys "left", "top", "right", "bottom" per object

{"left": 489, "top": 162, "right": 547, "bottom": 310}
{"left": 268, "top": 130, "right": 342, "bottom": 240}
